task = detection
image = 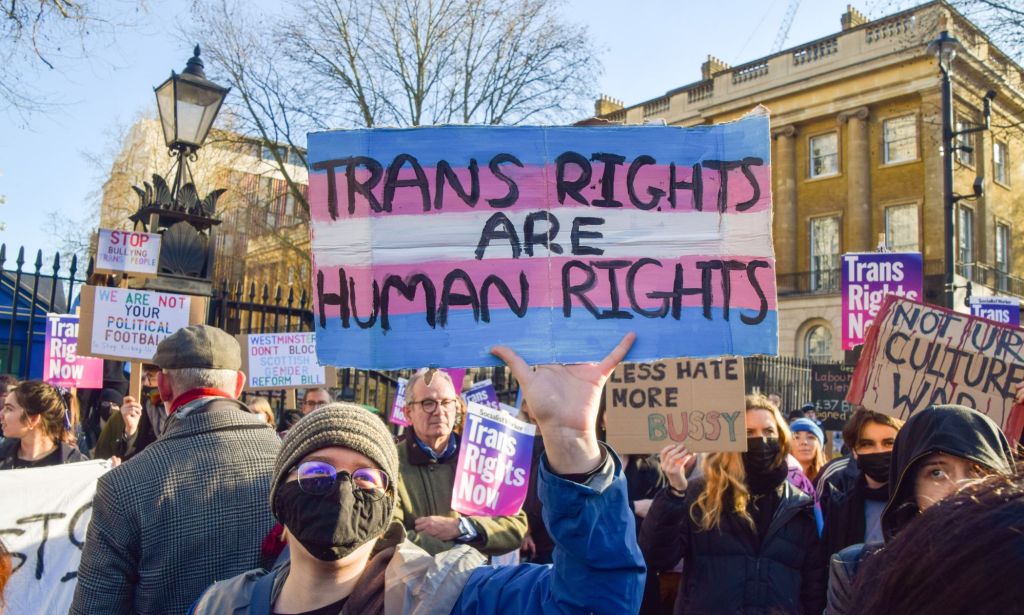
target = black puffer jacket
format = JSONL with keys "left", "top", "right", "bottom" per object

{"left": 640, "top": 478, "right": 826, "bottom": 614}
{"left": 0, "top": 438, "right": 87, "bottom": 469}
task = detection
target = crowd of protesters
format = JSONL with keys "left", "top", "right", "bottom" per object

{"left": 0, "top": 324, "right": 1023, "bottom": 614}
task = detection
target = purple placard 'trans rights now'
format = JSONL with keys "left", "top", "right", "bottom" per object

{"left": 462, "top": 379, "right": 500, "bottom": 411}
{"left": 841, "top": 252, "right": 923, "bottom": 350}
{"left": 452, "top": 401, "right": 535, "bottom": 517}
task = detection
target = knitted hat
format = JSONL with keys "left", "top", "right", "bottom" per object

{"left": 790, "top": 417, "right": 825, "bottom": 444}
{"left": 270, "top": 403, "right": 399, "bottom": 517}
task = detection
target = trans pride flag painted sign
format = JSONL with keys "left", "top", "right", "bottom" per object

{"left": 308, "top": 112, "right": 778, "bottom": 368}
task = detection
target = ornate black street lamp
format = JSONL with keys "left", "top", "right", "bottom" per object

{"left": 129, "top": 46, "right": 231, "bottom": 291}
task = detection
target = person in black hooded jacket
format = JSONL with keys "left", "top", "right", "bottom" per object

{"left": 824, "top": 404, "right": 1016, "bottom": 615}
{"left": 640, "top": 394, "right": 826, "bottom": 615}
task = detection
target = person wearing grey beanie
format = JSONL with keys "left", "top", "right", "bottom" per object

{"left": 192, "top": 333, "right": 646, "bottom": 615}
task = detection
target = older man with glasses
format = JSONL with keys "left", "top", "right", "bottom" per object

{"left": 392, "top": 368, "right": 527, "bottom": 558}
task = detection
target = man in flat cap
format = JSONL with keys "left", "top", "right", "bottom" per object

{"left": 72, "top": 325, "right": 281, "bottom": 615}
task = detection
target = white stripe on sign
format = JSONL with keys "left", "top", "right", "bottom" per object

{"left": 311, "top": 209, "right": 774, "bottom": 267}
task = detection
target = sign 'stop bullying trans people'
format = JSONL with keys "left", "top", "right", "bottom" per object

{"left": 308, "top": 111, "right": 779, "bottom": 368}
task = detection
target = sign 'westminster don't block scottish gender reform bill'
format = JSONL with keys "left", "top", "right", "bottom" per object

{"left": 308, "top": 112, "right": 778, "bottom": 368}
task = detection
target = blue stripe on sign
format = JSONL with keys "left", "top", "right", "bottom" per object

{"left": 306, "top": 114, "right": 770, "bottom": 173}
{"left": 314, "top": 307, "right": 778, "bottom": 369}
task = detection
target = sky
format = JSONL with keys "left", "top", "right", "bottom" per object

{"left": 0, "top": 0, "right": 912, "bottom": 264}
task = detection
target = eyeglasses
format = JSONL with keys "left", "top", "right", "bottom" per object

{"left": 303, "top": 399, "right": 330, "bottom": 408}
{"left": 294, "top": 461, "right": 389, "bottom": 499}
{"left": 407, "top": 398, "right": 459, "bottom": 413}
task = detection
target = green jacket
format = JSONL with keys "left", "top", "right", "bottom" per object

{"left": 393, "top": 432, "right": 527, "bottom": 557}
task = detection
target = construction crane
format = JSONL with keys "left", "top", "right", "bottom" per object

{"left": 773, "top": 0, "right": 802, "bottom": 52}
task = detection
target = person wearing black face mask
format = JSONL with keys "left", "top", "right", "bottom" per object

{"left": 639, "top": 394, "right": 826, "bottom": 615}
{"left": 192, "top": 334, "right": 646, "bottom": 615}
{"left": 819, "top": 410, "right": 904, "bottom": 561}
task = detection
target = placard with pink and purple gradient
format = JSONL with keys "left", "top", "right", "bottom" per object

{"left": 452, "top": 401, "right": 535, "bottom": 517}
{"left": 309, "top": 114, "right": 778, "bottom": 368}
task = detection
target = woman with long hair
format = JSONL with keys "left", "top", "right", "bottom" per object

{"left": 0, "top": 381, "right": 86, "bottom": 469}
{"left": 639, "top": 394, "right": 826, "bottom": 614}
{"left": 790, "top": 417, "right": 827, "bottom": 482}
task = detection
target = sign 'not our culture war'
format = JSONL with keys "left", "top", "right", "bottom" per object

{"left": 848, "top": 295, "right": 1024, "bottom": 430}
{"left": 308, "top": 112, "right": 778, "bottom": 368}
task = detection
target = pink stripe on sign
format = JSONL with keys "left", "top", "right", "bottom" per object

{"left": 315, "top": 255, "right": 776, "bottom": 318}
{"left": 309, "top": 164, "right": 771, "bottom": 221}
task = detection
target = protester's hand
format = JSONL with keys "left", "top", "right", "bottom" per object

{"left": 660, "top": 444, "right": 695, "bottom": 493}
{"left": 491, "top": 332, "right": 636, "bottom": 475}
{"left": 633, "top": 498, "right": 653, "bottom": 518}
{"left": 121, "top": 396, "right": 143, "bottom": 437}
{"left": 521, "top": 532, "right": 536, "bottom": 558}
{"left": 414, "top": 516, "right": 461, "bottom": 541}
{"left": 110, "top": 456, "right": 122, "bottom": 468}
{"left": 1015, "top": 381, "right": 1024, "bottom": 405}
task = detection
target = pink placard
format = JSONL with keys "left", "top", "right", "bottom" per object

{"left": 43, "top": 314, "right": 103, "bottom": 389}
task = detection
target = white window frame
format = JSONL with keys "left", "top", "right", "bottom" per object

{"left": 996, "top": 222, "right": 1011, "bottom": 292}
{"left": 955, "top": 117, "right": 975, "bottom": 167}
{"left": 883, "top": 114, "right": 918, "bottom": 164}
{"left": 809, "top": 132, "right": 839, "bottom": 178}
{"left": 958, "top": 204, "right": 975, "bottom": 279}
{"left": 994, "top": 140, "right": 1009, "bottom": 186}
{"left": 884, "top": 204, "right": 920, "bottom": 252}
{"left": 809, "top": 215, "right": 841, "bottom": 291}
{"left": 804, "top": 325, "right": 833, "bottom": 363}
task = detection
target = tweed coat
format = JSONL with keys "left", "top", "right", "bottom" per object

{"left": 70, "top": 396, "right": 281, "bottom": 615}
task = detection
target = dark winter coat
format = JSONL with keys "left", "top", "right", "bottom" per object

{"left": 640, "top": 478, "right": 826, "bottom": 615}
{"left": 0, "top": 438, "right": 87, "bottom": 469}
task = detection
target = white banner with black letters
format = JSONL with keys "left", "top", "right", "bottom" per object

{"left": 0, "top": 460, "right": 110, "bottom": 615}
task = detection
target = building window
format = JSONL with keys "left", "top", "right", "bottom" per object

{"left": 996, "top": 222, "right": 1011, "bottom": 291}
{"left": 288, "top": 148, "right": 305, "bottom": 168}
{"left": 262, "top": 143, "right": 286, "bottom": 162}
{"left": 994, "top": 141, "right": 1009, "bottom": 185}
{"left": 805, "top": 326, "right": 833, "bottom": 363}
{"left": 955, "top": 118, "right": 975, "bottom": 167}
{"left": 810, "top": 132, "right": 839, "bottom": 178}
{"left": 883, "top": 115, "right": 917, "bottom": 164}
{"left": 810, "top": 215, "right": 840, "bottom": 291}
{"left": 885, "top": 204, "right": 919, "bottom": 252}
{"left": 958, "top": 205, "right": 975, "bottom": 279}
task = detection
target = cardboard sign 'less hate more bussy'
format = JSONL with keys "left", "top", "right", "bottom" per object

{"left": 604, "top": 357, "right": 747, "bottom": 454}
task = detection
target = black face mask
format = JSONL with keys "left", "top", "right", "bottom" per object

{"left": 856, "top": 451, "right": 892, "bottom": 484}
{"left": 743, "top": 437, "right": 787, "bottom": 494}
{"left": 274, "top": 479, "right": 391, "bottom": 561}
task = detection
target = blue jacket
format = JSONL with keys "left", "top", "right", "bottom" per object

{"left": 452, "top": 449, "right": 646, "bottom": 614}
{"left": 191, "top": 446, "right": 646, "bottom": 615}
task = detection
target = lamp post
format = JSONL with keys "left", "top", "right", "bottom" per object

{"left": 129, "top": 46, "right": 231, "bottom": 294}
{"left": 153, "top": 45, "right": 231, "bottom": 201}
{"left": 929, "top": 30, "right": 960, "bottom": 310}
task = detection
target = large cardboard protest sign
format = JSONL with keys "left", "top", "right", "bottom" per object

{"left": 970, "top": 296, "right": 1020, "bottom": 327}
{"left": 841, "top": 252, "right": 923, "bottom": 349}
{"left": 811, "top": 364, "right": 855, "bottom": 431}
{"left": 239, "top": 332, "right": 338, "bottom": 390}
{"left": 77, "top": 286, "right": 207, "bottom": 361}
{"left": 452, "top": 401, "right": 535, "bottom": 517}
{"left": 0, "top": 460, "right": 110, "bottom": 615}
{"left": 94, "top": 228, "right": 162, "bottom": 277}
{"left": 43, "top": 314, "right": 103, "bottom": 389}
{"left": 847, "top": 295, "right": 1024, "bottom": 429}
{"left": 604, "top": 357, "right": 747, "bottom": 454}
{"left": 308, "top": 114, "right": 778, "bottom": 369}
